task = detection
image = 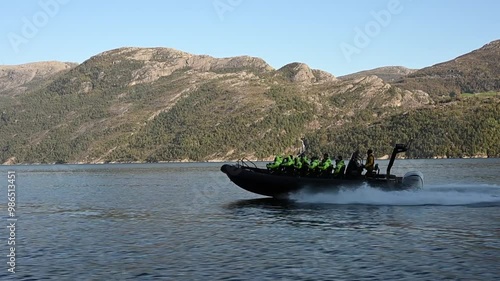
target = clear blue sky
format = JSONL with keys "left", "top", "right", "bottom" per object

{"left": 1, "top": 0, "right": 499, "bottom": 76}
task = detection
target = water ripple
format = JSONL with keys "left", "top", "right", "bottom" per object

{"left": 0, "top": 161, "right": 498, "bottom": 280}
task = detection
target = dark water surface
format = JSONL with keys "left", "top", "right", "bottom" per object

{"left": 1, "top": 159, "right": 499, "bottom": 280}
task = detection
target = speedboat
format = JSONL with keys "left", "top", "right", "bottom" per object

{"left": 221, "top": 143, "right": 423, "bottom": 198}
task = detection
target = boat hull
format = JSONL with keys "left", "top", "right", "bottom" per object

{"left": 221, "top": 164, "right": 423, "bottom": 198}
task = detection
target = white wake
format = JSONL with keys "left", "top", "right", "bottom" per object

{"left": 289, "top": 184, "right": 500, "bottom": 206}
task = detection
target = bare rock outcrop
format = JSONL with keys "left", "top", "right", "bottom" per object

{"left": 278, "top": 62, "right": 336, "bottom": 83}
{"left": 92, "top": 47, "right": 274, "bottom": 85}
{"left": 0, "top": 61, "right": 76, "bottom": 96}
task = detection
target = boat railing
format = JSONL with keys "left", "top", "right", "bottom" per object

{"left": 236, "top": 158, "right": 258, "bottom": 169}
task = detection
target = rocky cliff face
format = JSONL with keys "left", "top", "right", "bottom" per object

{"left": 0, "top": 61, "right": 76, "bottom": 96}
{"left": 89, "top": 47, "right": 274, "bottom": 86}
{"left": 277, "top": 62, "right": 336, "bottom": 83}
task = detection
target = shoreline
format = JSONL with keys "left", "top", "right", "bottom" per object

{"left": 0, "top": 155, "right": 496, "bottom": 166}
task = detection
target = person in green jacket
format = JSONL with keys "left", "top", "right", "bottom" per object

{"left": 334, "top": 155, "right": 346, "bottom": 177}
{"left": 318, "top": 153, "right": 333, "bottom": 175}
{"left": 293, "top": 156, "right": 302, "bottom": 174}
{"left": 296, "top": 155, "right": 310, "bottom": 175}
{"left": 280, "top": 155, "right": 295, "bottom": 173}
{"left": 308, "top": 156, "right": 320, "bottom": 174}
{"left": 266, "top": 155, "right": 283, "bottom": 170}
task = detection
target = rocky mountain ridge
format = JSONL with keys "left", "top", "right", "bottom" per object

{"left": 393, "top": 40, "right": 500, "bottom": 99}
{"left": 0, "top": 61, "right": 76, "bottom": 96}
{"left": 339, "top": 66, "right": 417, "bottom": 82}
{"left": 0, "top": 40, "right": 498, "bottom": 164}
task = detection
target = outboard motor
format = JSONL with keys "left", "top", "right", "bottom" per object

{"left": 402, "top": 171, "right": 424, "bottom": 189}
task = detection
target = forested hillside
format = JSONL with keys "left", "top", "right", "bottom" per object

{"left": 0, "top": 42, "right": 499, "bottom": 164}
{"left": 306, "top": 95, "right": 500, "bottom": 159}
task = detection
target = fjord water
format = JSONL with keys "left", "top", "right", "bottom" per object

{"left": 1, "top": 159, "right": 499, "bottom": 280}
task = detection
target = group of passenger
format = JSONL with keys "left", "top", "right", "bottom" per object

{"left": 266, "top": 149, "right": 376, "bottom": 178}
{"left": 266, "top": 153, "right": 346, "bottom": 177}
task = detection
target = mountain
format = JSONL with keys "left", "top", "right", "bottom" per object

{"left": 392, "top": 40, "right": 500, "bottom": 100}
{"left": 0, "top": 43, "right": 499, "bottom": 164}
{"left": 277, "top": 62, "right": 337, "bottom": 83}
{"left": 339, "top": 66, "right": 417, "bottom": 82}
{"left": 0, "top": 61, "right": 76, "bottom": 96}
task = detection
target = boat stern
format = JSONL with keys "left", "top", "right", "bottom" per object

{"left": 402, "top": 171, "right": 424, "bottom": 189}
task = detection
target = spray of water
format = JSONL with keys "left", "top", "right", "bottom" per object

{"left": 289, "top": 183, "right": 500, "bottom": 206}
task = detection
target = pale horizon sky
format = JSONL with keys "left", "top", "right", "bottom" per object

{"left": 1, "top": 0, "right": 499, "bottom": 76}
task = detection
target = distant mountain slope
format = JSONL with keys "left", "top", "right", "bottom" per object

{"left": 0, "top": 47, "right": 432, "bottom": 164}
{"left": 339, "top": 66, "right": 416, "bottom": 82}
{"left": 0, "top": 61, "right": 77, "bottom": 96}
{"left": 0, "top": 43, "right": 498, "bottom": 164}
{"left": 392, "top": 40, "right": 500, "bottom": 99}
